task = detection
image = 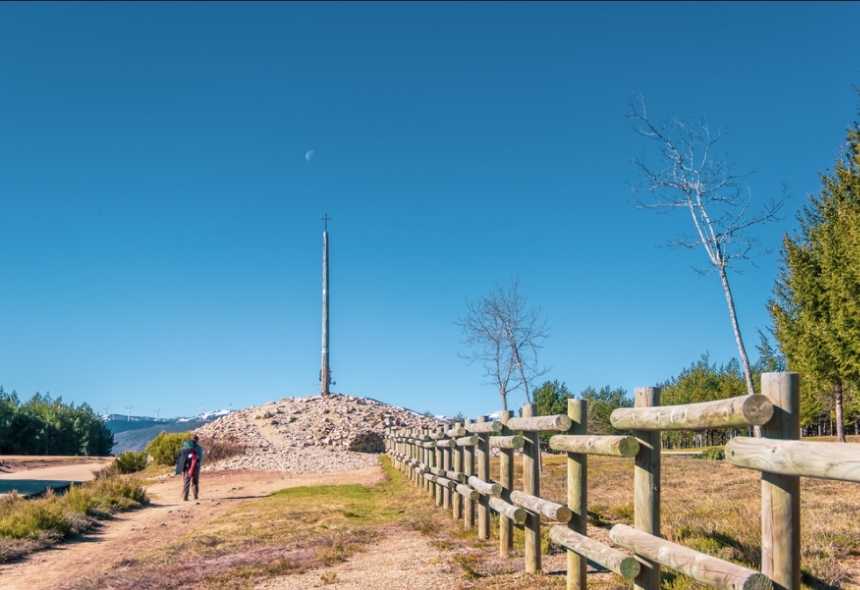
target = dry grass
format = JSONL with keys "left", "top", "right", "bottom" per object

{"left": 57, "top": 453, "right": 860, "bottom": 590}
{"left": 63, "top": 459, "right": 441, "bottom": 590}
{"left": 0, "top": 475, "right": 148, "bottom": 563}
{"left": 485, "top": 453, "right": 860, "bottom": 589}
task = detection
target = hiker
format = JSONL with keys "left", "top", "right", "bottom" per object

{"left": 175, "top": 435, "right": 205, "bottom": 501}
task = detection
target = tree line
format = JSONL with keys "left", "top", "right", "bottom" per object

{"left": 0, "top": 387, "right": 114, "bottom": 455}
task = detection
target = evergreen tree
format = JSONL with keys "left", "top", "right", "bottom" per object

{"left": 771, "top": 122, "right": 860, "bottom": 441}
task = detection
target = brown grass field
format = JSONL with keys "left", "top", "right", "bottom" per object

{"left": 44, "top": 451, "right": 859, "bottom": 590}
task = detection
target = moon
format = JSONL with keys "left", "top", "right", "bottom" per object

{"left": 305, "top": 149, "right": 315, "bottom": 162}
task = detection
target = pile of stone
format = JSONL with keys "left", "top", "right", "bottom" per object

{"left": 194, "top": 393, "right": 444, "bottom": 474}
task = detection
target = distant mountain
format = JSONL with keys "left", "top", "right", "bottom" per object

{"left": 104, "top": 415, "right": 171, "bottom": 435}
{"left": 106, "top": 409, "right": 234, "bottom": 454}
{"left": 111, "top": 419, "right": 209, "bottom": 453}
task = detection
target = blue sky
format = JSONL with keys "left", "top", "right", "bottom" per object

{"left": 1, "top": 2, "right": 858, "bottom": 418}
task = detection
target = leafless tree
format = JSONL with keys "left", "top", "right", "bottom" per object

{"left": 628, "top": 98, "right": 783, "bottom": 398}
{"left": 458, "top": 280, "right": 549, "bottom": 410}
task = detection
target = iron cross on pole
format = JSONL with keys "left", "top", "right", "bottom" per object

{"left": 321, "top": 213, "right": 331, "bottom": 231}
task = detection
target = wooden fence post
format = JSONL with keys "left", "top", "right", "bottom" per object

{"left": 435, "top": 431, "right": 444, "bottom": 507}
{"left": 522, "top": 403, "right": 541, "bottom": 574}
{"left": 567, "top": 399, "right": 588, "bottom": 590}
{"left": 452, "top": 422, "right": 464, "bottom": 520}
{"left": 476, "top": 415, "right": 491, "bottom": 540}
{"left": 760, "top": 372, "right": 801, "bottom": 590}
{"left": 499, "top": 409, "right": 514, "bottom": 557}
{"left": 443, "top": 435, "right": 452, "bottom": 510}
{"left": 634, "top": 387, "right": 661, "bottom": 590}
{"left": 464, "top": 419, "right": 475, "bottom": 530}
{"left": 418, "top": 429, "right": 425, "bottom": 489}
{"left": 409, "top": 428, "right": 421, "bottom": 487}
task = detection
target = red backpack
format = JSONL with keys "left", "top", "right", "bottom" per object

{"left": 184, "top": 448, "right": 199, "bottom": 475}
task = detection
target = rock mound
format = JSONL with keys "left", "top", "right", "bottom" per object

{"left": 194, "top": 393, "right": 443, "bottom": 474}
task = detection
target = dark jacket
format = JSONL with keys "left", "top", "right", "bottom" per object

{"left": 175, "top": 442, "right": 204, "bottom": 475}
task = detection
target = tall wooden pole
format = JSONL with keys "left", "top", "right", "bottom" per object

{"left": 633, "top": 387, "right": 661, "bottom": 590}
{"left": 522, "top": 403, "right": 541, "bottom": 574}
{"left": 567, "top": 399, "right": 588, "bottom": 590}
{"left": 499, "top": 409, "right": 514, "bottom": 557}
{"left": 320, "top": 216, "right": 331, "bottom": 397}
{"left": 760, "top": 372, "right": 801, "bottom": 590}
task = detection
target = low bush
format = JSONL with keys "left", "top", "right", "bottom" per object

{"left": 700, "top": 446, "right": 726, "bottom": 461}
{"left": 0, "top": 474, "right": 147, "bottom": 562}
{"left": 145, "top": 432, "right": 191, "bottom": 466}
{"left": 114, "top": 451, "right": 148, "bottom": 474}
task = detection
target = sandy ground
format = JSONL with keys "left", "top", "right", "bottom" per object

{"left": 0, "top": 459, "right": 112, "bottom": 482}
{"left": 256, "top": 527, "right": 461, "bottom": 590}
{"left": 0, "top": 465, "right": 383, "bottom": 590}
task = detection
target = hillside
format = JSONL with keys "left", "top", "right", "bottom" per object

{"left": 194, "top": 393, "right": 444, "bottom": 474}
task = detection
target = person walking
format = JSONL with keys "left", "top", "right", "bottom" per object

{"left": 175, "top": 435, "right": 205, "bottom": 501}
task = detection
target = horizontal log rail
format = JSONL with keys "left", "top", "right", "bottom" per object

{"left": 435, "top": 439, "right": 454, "bottom": 448}
{"left": 726, "top": 437, "right": 860, "bottom": 483}
{"left": 610, "top": 394, "right": 773, "bottom": 431}
{"left": 445, "top": 469, "right": 466, "bottom": 483}
{"left": 548, "top": 434, "right": 639, "bottom": 456}
{"left": 549, "top": 525, "right": 640, "bottom": 579}
{"left": 489, "top": 496, "right": 527, "bottom": 525}
{"left": 434, "top": 475, "right": 458, "bottom": 489}
{"left": 467, "top": 475, "right": 502, "bottom": 497}
{"left": 455, "top": 483, "right": 478, "bottom": 500}
{"left": 506, "top": 414, "right": 572, "bottom": 432}
{"left": 455, "top": 435, "right": 478, "bottom": 447}
{"left": 510, "top": 490, "right": 572, "bottom": 522}
{"left": 465, "top": 420, "right": 503, "bottom": 434}
{"left": 447, "top": 424, "right": 467, "bottom": 437}
{"left": 610, "top": 525, "right": 772, "bottom": 590}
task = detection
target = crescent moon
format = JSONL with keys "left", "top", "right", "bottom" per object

{"left": 305, "top": 149, "right": 315, "bottom": 161}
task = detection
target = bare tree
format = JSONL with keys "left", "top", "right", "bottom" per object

{"left": 458, "top": 280, "right": 549, "bottom": 410}
{"left": 629, "top": 98, "right": 783, "bottom": 398}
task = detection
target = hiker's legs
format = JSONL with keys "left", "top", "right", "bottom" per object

{"left": 182, "top": 473, "right": 191, "bottom": 501}
{"left": 192, "top": 471, "right": 199, "bottom": 500}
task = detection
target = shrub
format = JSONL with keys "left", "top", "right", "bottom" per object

{"left": 145, "top": 432, "right": 191, "bottom": 466}
{"left": 700, "top": 446, "right": 726, "bottom": 461}
{"left": 114, "top": 451, "right": 147, "bottom": 474}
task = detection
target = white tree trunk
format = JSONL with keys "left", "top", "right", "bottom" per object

{"left": 717, "top": 265, "right": 756, "bottom": 398}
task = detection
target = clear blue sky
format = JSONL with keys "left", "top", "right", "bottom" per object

{"left": 1, "top": 2, "right": 857, "bottom": 418}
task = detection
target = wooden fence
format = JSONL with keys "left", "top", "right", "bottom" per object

{"left": 384, "top": 372, "right": 860, "bottom": 590}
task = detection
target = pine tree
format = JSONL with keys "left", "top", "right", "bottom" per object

{"left": 771, "top": 122, "right": 860, "bottom": 441}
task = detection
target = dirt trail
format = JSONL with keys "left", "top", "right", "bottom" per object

{"left": 256, "top": 527, "right": 460, "bottom": 590}
{"left": 0, "top": 466, "right": 383, "bottom": 590}
{"left": 0, "top": 460, "right": 111, "bottom": 483}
